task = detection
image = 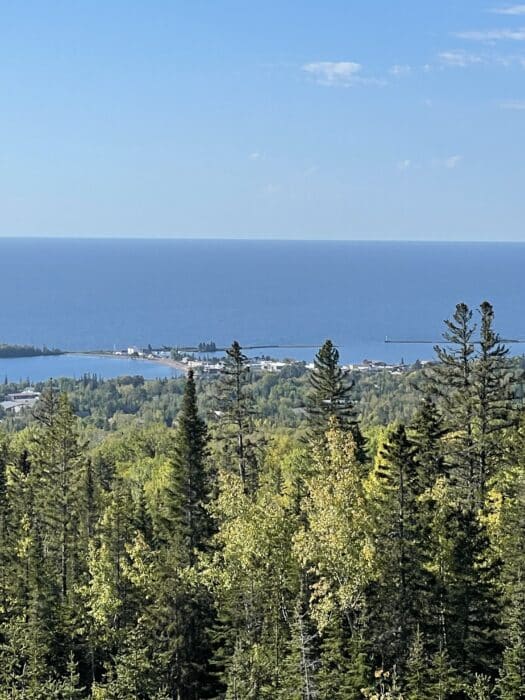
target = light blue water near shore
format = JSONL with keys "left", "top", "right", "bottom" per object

{"left": 1, "top": 238, "right": 524, "bottom": 380}
{"left": 0, "top": 355, "right": 180, "bottom": 384}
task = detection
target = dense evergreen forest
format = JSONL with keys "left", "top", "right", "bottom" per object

{"left": 1, "top": 302, "right": 525, "bottom": 699}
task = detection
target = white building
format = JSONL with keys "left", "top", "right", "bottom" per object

{"left": 1, "top": 387, "right": 41, "bottom": 414}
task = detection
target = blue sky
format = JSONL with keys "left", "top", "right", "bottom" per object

{"left": 1, "top": 1, "right": 525, "bottom": 240}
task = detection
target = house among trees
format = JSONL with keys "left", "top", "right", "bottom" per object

{"left": 0, "top": 386, "right": 40, "bottom": 413}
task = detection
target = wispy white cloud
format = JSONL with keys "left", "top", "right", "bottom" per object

{"left": 389, "top": 64, "right": 411, "bottom": 77}
{"left": 430, "top": 155, "right": 464, "bottom": 169}
{"left": 250, "top": 152, "right": 262, "bottom": 160}
{"left": 491, "top": 5, "right": 525, "bottom": 15}
{"left": 438, "top": 48, "right": 525, "bottom": 69}
{"left": 398, "top": 156, "right": 463, "bottom": 171}
{"left": 455, "top": 27, "right": 525, "bottom": 41}
{"left": 439, "top": 50, "right": 485, "bottom": 66}
{"left": 444, "top": 155, "right": 463, "bottom": 169}
{"left": 302, "top": 61, "right": 382, "bottom": 86}
{"left": 500, "top": 99, "right": 525, "bottom": 108}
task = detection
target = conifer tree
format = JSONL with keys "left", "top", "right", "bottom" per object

{"left": 345, "top": 631, "right": 372, "bottom": 700}
{"left": 429, "top": 301, "right": 518, "bottom": 504}
{"left": 216, "top": 341, "right": 259, "bottom": 491}
{"left": 474, "top": 301, "right": 518, "bottom": 498}
{"left": 275, "top": 617, "right": 305, "bottom": 700}
{"left": 428, "top": 303, "right": 477, "bottom": 500}
{"left": 317, "top": 617, "right": 367, "bottom": 699}
{"left": 427, "top": 648, "right": 460, "bottom": 700}
{"left": 367, "top": 424, "right": 424, "bottom": 665}
{"left": 409, "top": 397, "right": 449, "bottom": 644}
{"left": 168, "top": 368, "right": 211, "bottom": 560}
{"left": 158, "top": 368, "right": 214, "bottom": 698}
{"left": 498, "top": 580, "right": 525, "bottom": 699}
{"left": 306, "top": 340, "right": 365, "bottom": 460}
{"left": 404, "top": 627, "right": 428, "bottom": 699}
{"left": 31, "top": 390, "right": 86, "bottom": 602}
{"left": 410, "top": 394, "right": 447, "bottom": 489}
{"left": 445, "top": 506, "right": 501, "bottom": 679}
{"left": 490, "top": 460, "right": 525, "bottom": 698}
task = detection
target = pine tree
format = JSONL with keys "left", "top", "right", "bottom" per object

{"left": 473, "top": 301, "right": 518, "bottom": 499}
{"left": 445, "top": 506, "right": 501, "bottom": 679}
{"left": 498, "top": 602, "right": 525, "bottom": 699}
{"left": 59, "top": 651, "right": 85, "bottom": 699}
{"left": 427, "top": 648, "right": 460, "bottom": 700}
{"left": 1, "top": 508, "right": 57, "bottom": 693}
{"left": 168, "top": 368, "right": 211, "bottom": 560}
{"left": 428, "top": 302, "right": 477, "bottom": 501}
{"left": 367, "top": 424, "right": 424, "bottom": 666}
{"left": 409, "top": 397, "right": 448, "bottom": 645}
{"left": 428, "top": 301, "right": 518, "bottom": 505}
{"left": 215, "top": 341, "right": 259, "bottom": 492}
{"left": 465, "top": 673, "right": 494, "bottom": 700}
{"left": 410, "top": 394, "right": 447, "bottom": 490}
{"left": 31, "top": 390, "right": 86, "bottom": 602}
{"left": 316, "top": 617, "right": 369, "bottom": 700}
{"left": 28, "top": 390, "right": 89, "bottom": 678}
{"left": 404, "top": 627, "right": 428, "bottom": 699}
{"left": 306, "top": 340, "right": 365, "bottom": 460}
{"left": 166, "top": 369, "right": 214, "bottom": 698}
{"left": 345, "top": 631, "right": 372, "bottom": 700}
{"left": 316, "top": 617, "right": 349, "bottom": 700}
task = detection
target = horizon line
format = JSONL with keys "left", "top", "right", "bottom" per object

{"left": 0, "top": 236, "right": 523, "bottom": 244}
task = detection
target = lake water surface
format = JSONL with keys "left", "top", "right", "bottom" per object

{"left": 1, "top": 238, "right": 524, "bottom": 379}
{"left": 0, "top": 354, "right": 180, "bottom": 384}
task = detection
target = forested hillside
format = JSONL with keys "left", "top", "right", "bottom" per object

{"left": 1, "top": 302, "right": 524, "bottom": 699}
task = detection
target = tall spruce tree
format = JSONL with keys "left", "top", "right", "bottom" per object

{"left": 473, "top": 301, "right": 518, "bottom": 499}
{"left": 306, "top": 340, "right": 365, "bottom": 461}
{"left": 428, "top": 301, "right": 517, "bottom": 504}
{"left": 428, "top": 303, "right": 477, "bottom": 501}
{"left": 367, "top": 424, "right": 425, "bottom": 667}
{"left": 215, "top": 341, "right": 259, "bottom": 492}
{"left": 409, "top": 396, "right": 448, "bottom": 645}
{"left": 27, "top": 389, "right": 88, "bottom": 678}
{"left": 164, "top": 368, "right": 211, "bottom": 559}
{"left": 445, "top": 506, "right": 502, "bottom": 680}
{"left": 410, "top": 394, "right": 447, "bottom": 490}
{"left": 404, "top": 627, "right": 429, "bottom": 700}
{"left": 166, "top": 368, "right": 214, "bottom": 699}
{"left": 31, "top": 389, "right": 86, "bottom": 602}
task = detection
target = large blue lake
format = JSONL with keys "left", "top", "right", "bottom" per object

{"left": 1, "top": 238, "right": 524, "bottom": 380}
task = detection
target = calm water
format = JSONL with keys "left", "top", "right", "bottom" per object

{"left": 1, "top": 238, "right": 524, "bottom": 379}
{"left": 0, "top": 355, "right": 180, "bottom": 384}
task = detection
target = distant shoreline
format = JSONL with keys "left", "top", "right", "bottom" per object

{"left": 0, "top": 344, "right": 63, "bottom": 359}
{"left": 66, "top": 351, "right": 189, "bottom": 373}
